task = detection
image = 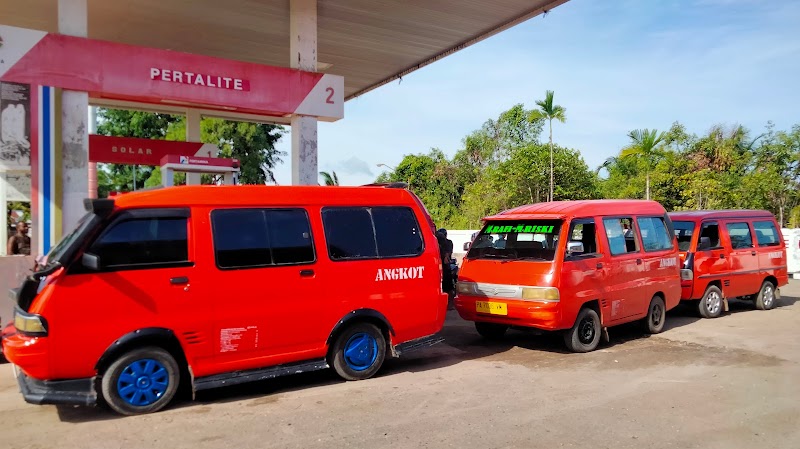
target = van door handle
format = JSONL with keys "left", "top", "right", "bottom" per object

{"left": 636, "top": 258, "right": 642, "bottom": 265}
{"left": 719, "top": 254, "right": 726, "bottom": 259}
{"left": 300, "top": 269, "right": 315, "bottom": 277}
{"left": 596, "top": 262, "right": 603, "bottom": 269}
{"left": 751, "top": 251, "right": 757, "bottom": 256}
{"left": 170, "top": 277, "right": 189, "bottom": 285}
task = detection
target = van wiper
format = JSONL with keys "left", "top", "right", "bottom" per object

{"left": 499, "top": 256, "right": 547, "bottom": 263}
{"left": 32, "top": 262, "right": 62, "bottom": 280}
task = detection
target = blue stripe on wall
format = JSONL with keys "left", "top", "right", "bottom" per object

{"left": 42, "top": 86, "right": 51, "bottom": 253}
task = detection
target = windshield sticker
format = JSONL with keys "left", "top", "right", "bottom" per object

{"left": 485, "top": 224, "right": 555, "bottom": 234}
{"left": 375, "top": 266, "right": 424, "bottom": 281}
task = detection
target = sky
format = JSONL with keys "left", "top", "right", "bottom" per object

{"left": 271, "top": 0, "right": 800, "bottom": 186}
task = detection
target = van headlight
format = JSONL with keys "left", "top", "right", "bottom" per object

{"left": 680, "top": 269, "right": 693, "bottom": 281}
{"left": 14, "top": 309, "right": 48, "bottom": 336}
{"left": 521, "top": 287, "right": 560, "bottom": 301}
{"left": 457, "top": 282, "right": 477, "bottom": 295}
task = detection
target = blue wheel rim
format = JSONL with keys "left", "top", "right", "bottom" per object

{"left": 343, "top": 332, "right": 379, "bottom": 371}
{"left": 116, "top": 358, "right": 169, "bottom": 407}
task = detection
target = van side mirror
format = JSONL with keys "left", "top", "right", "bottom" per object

{"left": 463, "top": 242, "right": 471, "bottom": 251}
{"left": 698, "top": 237, "right": 711, "bottom": 251}
{"left": 567, "top": 241, "right": 584, "bottom": 255}
{"left": 82, "top": 253, "right": 102, "bottom": 271}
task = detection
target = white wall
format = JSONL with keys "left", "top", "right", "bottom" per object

{"left": 447, "top": 229, "right": 479, "bottom": 262}
{"left": 782, "top": 228, "right": 800, "bottom": 278}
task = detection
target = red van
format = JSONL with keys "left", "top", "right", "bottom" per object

{"left": 455, "top": 200, "right": 682, "bottom": 352}
{"left": 6, "top": 184, "right": 447, "bottom": 415}
{"left": 669, "top": 210, "right": 789, "bottom": 318}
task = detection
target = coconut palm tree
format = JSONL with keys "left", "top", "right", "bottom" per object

{"left": 530, "top": 90, "right": 566, "bottom": 202}
{"left": 620, "top": 129, "right": 666, "bottom": 200}
{"left": 320, "top": 171, "right": 339, "bottom": 186}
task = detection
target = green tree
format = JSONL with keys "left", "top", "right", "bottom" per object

{"left": 320, "top": 171, "right": 339, "bottom": 186}
{"left": 620, "top": 129, "right": 666, "bottom": 200}
{"left": 166, "top": 119, "right": 285, "bottom": 185}
{"left": 530, "top": 90, "right": 566, "bottom": 202}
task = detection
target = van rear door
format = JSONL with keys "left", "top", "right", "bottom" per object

{"left": 752, "top": 219, "right": 787, "bottom": 282}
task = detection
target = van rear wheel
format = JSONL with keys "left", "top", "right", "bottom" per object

{"left": 475, "top": 322, "right": 508, "bottom": 340}
{"left": 698, "top": 286, "right": 723, "bottom": 318}
{"left": 330, "top": 323, "right": 386, "bottom": 381}
{"left": 755, "top": 280, "right": 777, "bottom": 310}
{"left": 564, "top": 307, "right": 601, "bottom": 353}
{"left": 100, "top": 347, "right": 180, "bottom": 416}
{"left": 642, "top": 295, "right": 666, "bottom": 334}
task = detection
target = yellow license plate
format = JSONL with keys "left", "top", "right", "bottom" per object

{"left": 476, "top": 301, "right": 507, "bottom": 315}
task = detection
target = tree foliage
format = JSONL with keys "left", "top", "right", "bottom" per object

{"left": 601, "top": 121, "right": 800, "bottom": 226}
{"left": 378, "top": 104, "right": 597, "bottom": 229}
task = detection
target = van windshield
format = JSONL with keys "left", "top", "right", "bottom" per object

{"left": 466, "top": 220, "right": 563, "bottom": 262}
{"left": 40, "top": 212, "right": 99, "bottom": 268}
{"left": 673, "top": 221, "right": 695, "bottom": 252}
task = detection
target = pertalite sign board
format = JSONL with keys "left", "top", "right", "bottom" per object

{"left": 0, "top": 25, "right": 344, "bottom": 121}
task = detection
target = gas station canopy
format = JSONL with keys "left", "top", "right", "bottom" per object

{"left": 0, "top": 0, "right": 568, "bottom": 100}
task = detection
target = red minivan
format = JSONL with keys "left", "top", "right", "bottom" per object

{"left": 455, "top": 200, "right": 682, "bottom": 352}
{"left": 6, "top": 184, "right": 447, "bottom": 415}
{"left": 669, "top": 210, "right": 789, "bottom": 318}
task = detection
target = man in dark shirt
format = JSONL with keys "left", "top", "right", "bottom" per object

{"left": 437, "top": 228, "right": 454, "bottom": 294}
{"left": 7, "top": 221, "right": 31, "bottom": 255}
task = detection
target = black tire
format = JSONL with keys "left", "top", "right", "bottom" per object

{"left": 754, "top": 280, "right": 777, "bottom": 310}
{"left": 475, "top": 322, "right": 508, "bottom": 340}
{"left": 642, "top": 295, "right": 666, "bottom": 334}
{"left": 564, "top": 307, "right": 601, "bottom": 353}
{"left": 698, "top": 285, "right": 723, "bottom": 319}
{"left": 330, "top": 323, "right": 386, "bottom": 381}
{"left": 100, "top": 347, "right": 180, "bottom": 416}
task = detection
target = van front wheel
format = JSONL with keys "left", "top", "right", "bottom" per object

{"left": 755, "top": 281, "right": 777, "bottom": 310}
{"left": 698, "top": 286, "right": 723, "bottom": 318}
{"left": 100, "top": 347, "right": 180, "bottom": 416}
{"left": 564, "top": 307, "right": 601, "bottom": 353}
{"left": 330, "top": 323, "right": 386, "bottom": 381}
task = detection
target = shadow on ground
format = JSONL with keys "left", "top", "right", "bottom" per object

{"left": 51, "top": 288, "right": 800, "bottom": 422}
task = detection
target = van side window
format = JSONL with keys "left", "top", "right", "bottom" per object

{"left": 726, "top": 222, "right": 753, "bottom": 249}
{"left": 322, "top": 207, "right": 423, "bottom": 260}
{"left": 565, "top": 219, "right": 598, "bottom": 258}
{"left": 211, "top": 208, "right": 315, "bottom": 269}
{"left": 700, "top": 222, "right": 721, "bottom": 248}
{"left": 603, "top": 217, "right": 640, "bottom": 256}
{"left": 753, "top": 221, "right": 780, "bottom": 247}
{"left": 637, "top": 217, "right": 674, "bottom": 252}
{"left": 89, "top": 217, "right": 188, "bottom": 267}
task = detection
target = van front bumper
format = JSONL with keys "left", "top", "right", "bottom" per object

{"left": 454, "top": 296, "right": 563, "bottom": 330}
{"left": 13, "top": 365, "right": 96, "bottom": 406}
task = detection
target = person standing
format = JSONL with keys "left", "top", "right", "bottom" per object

{"left": 7, "top": 221, "right": 31, "bottom": 256}
{"left": 437, "top": 228, "right": 455, "bottom": 305}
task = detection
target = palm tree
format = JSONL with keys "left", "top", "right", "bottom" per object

{"left": 319, "top": 171, "right": 339, "bottom": 186}
{"left": 620, "top": 129, "right": 666, "bottom": 200}
{"left": 530, "top": 90, "right": 566, "bottom": 202}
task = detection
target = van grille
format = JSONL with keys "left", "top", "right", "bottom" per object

{"left": 473, "top": 283, "right": 520, "bottom": 298}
